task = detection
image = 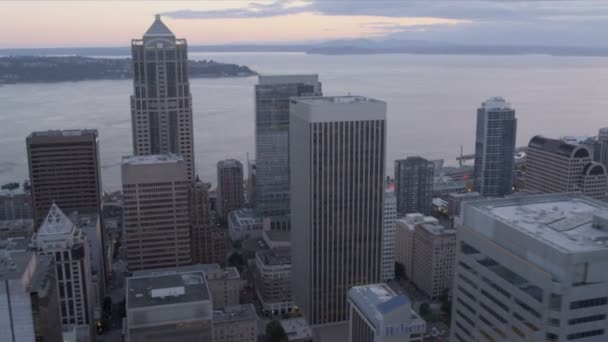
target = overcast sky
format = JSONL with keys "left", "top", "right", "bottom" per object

{"left": 2, "top": 1, "right": 607, "bottom": 48}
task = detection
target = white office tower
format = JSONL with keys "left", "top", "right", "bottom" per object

{"left": 382, "top": 191, "right": 397, "bottom": 281}
{"left": 290, "top": 96, "right": 386, "bottom": 326}
{"left": 31, "top": 204, "right": 95, "bottom": 334}
{"left": 348, "top": 284, "right": 426, "bottom": 342}
{"left": 122, "top": 154, "right": 191, "bottom": 271}
{"left": 451, "top": 193, "right": 608, "bottom": 342}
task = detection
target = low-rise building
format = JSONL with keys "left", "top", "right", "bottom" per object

{"left": 253, "top": 246, "right": 294, "bottom": 316}
{"left": 213, "top": 304, "right": 258, "bottom": 342}
{"left": 126, "top": 266, "right": 213, "bottom": 342}
{"left": 348, "top": 284, "right": 426, "bottom": 342}
{"left": 228, "top": 208, "right": 263, "bottom": 241}
{"left": 280, "top": 318, "right": 313, "bottom": 342}
{"left": 0, "top": 218, "right": 34, "bottom": 240}
{"left": 199, "top": 263, "right": 245, "bottom": 309}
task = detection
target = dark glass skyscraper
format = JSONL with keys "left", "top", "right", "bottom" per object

{"left": 394, "top": 156, "right": 434, "bottom": 215}
{"left": 255, "top": 75, "right": 322, "bottom": 217}
{"left": 473, "top": 97, "right": 517, "bottom": 197}
{"left": 131, "top": 15, "right": 195, "bottom": 181}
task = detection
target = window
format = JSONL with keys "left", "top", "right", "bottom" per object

{"left": 570, "top": 297, "right": 608, "bottom": 310}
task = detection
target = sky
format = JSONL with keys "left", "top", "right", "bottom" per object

{"left": 2, "top": 1, "right": 608, "bottom": 48}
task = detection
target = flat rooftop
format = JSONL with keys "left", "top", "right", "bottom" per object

{"left": 0, "top": 219, "right": 34, "bottom": 232}
{"left": 29, "top": 129, "right": 98, "bottom": 138}
{"left": 280, "top": 318, "right": 313, "bottom": 340}
{"left": 292, "top": 95, "right": 382, "bottom": 105}
{"left": 469, "top": 193, "right": 608, "bottom": 253}
{"left": 127, "top": 269, "right": 210, "bottom": 309}
{"left": 257, "top": 247, "right": 291, "bottom": 266}
{"left": 258, "top": 74, "right": 319, "bottom": 85}
{"left": 0, "top": 250, "right": 32, "bottom": 280}
{"left": 349, "top": 284, "right": 412, "bottom": 323}
{"left": 213, "top": 304, "right": 257, "bottom": 324}
{"left": 122, "top": 153, "right": 183, "bottom": 166}
{"left": 419, "top": 222, "right": 456, "bottom": 236}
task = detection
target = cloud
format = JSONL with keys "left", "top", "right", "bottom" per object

{"left": 162, "top": 1, "right": 315, "bottom": 19}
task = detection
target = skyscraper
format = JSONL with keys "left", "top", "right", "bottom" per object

{"left": 394, "top": 156, "right": 434, "bottom": 215}
{"left": 451, "top": 193, "right": 608, "bottom": 342}
{"left": 217, "top": 159, "right": 244, "bottom": 221}
{"left": 122, "top": 154, "right": 191, "bottom": 271}
{"left": 382, "top": 191, "right": 397, "bottom": 281}
{"left": 473, "top": 97, "right": 517, "bottom": 197}
{"left": 597, "top": 127, "right": 608, "bottom": 167}
{"left": 190, "top": 178, "right": 227, "bottom": 265}
{"left": 131, "top": 15, "right": 195, "bottom": 181}
{"left": 290, "top": 96, "right": 386, "bottom": 325}
{"left": 26, "top": 129, "right": 102, "bottom": 226}
{"left": 255, "top": 75, "right": 322, "bottom": 217}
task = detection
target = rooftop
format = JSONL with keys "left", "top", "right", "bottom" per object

{"left": 292, "top": 95, "right": 381, "bottom": 106}
{"left": 0, "top": 219, "right": 34, "bottom": 232}
{"left": 38, "top": 203, "right": 74, "bottom": 236}
{"left": 480, "top": 96, "right": 512, "bottom": 111}
{"left": 258, "top": 74, "right": 319, "bottom": 85}
{"left": 0, "top": 250, "right": 32, "bottom": 280}
{"left": 217, "top": 158, "right": 243, "bottom": 168}
{"left": 280, "top": 318, "right": 313, "bottom": 341}
{"left": 122, "top": 153, "right": 183, "bottom": 166}
{"left": 127, "top": 268, "right": 210, "bottom": 309}
{"left": 348, "top": 284, "right": 413, "bottom": 328}
{"left": 257, "top": 247, "right": 291, "bottom": 266}
{"left": 229, "top": 208, "right": 262, "bottom": 227}
{"left": 468, "top": 193, "right": 608, "bottom": 253}
{"left": 213, "top": 304, "right": 257, "bottom": 324}
{"left": 529, "top": 135, "right": 589, "bottom": 158}
{"left": 143, "top": 14, "right": 175, "bottom": 38}
{"left": 419, "top": 222, "right": 456, "bottom": 236}
{"left": 29, "top": 129, "right": 98, "bottom": 138}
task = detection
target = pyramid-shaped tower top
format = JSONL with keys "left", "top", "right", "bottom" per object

{"left": 143, "top": 14, "right": 175, "bottom": 38}
{"left": 38, "top": 203, "right": 75, "bottom": 235}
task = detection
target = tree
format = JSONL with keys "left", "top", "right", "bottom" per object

{"left": 1, "top": 182, "right": 19, "bottom": 191}
{"left": 266, "top": 320, "right": 286, "bottom": 342}
{"left": 419, "top": 303, "right": 431, "bottom": 318}
{"left": 228, "top": 252, "right": 245, "bottom": 269}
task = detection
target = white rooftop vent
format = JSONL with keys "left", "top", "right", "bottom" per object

{"left": 150, "top": 286, "right": 185, "bottom": 298}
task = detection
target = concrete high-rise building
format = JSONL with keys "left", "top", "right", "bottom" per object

{"left": 395, "top": 214, "right": 439, "bottom": 280}
{"left": 451, "top": 193, "right": 608, "bottom": 342}
{"left": 31, "top": 204, "right": 95, "bottom": 334}
{"left": 126, "top": 266, "right": 213, "bottom": 342}
{"left": 0, "top": 250, "right": 63, "bottom": 342}
{"left": 597, "top": 127, "right": 608, "bottom": 168}
{"left": 217, "top": 159, "right": 244, "bottom": 221}
{"left": 382, "top": 191, "right": 397, "bottom": 281}
{"left": 290, "top": 96, "right": 386, "bottom": 325}
{"left": 526, "top": 135, "right": 607, "bottom": 200}
{"left": 122, "top": 154, "right": 191, "bottom": 271}
{"left": 348, "top": 284, "right": 426, "bottom": 342}
{"left": 27, "top": 129, "right": 102, "bottom": 226}
{"left": 255, "top": 75, "right": 322, "bottom": 217}
{"left": 131, "top": 15, "right": 195, "bottom": 181}
{"left": 473, "top": 97, "right": 517, "bottom": 197}
{"left": 394, "top": 156, "right": 434, "bottom": 215}
{"left": 190, "top": 179, "right": 227, "bottom": 265}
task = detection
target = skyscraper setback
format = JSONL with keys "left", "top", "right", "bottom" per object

{"left": 290, "top": 96, "right": 386, "bottom": 325}
{"left": 131, "top": 15, "right": 195, "bottom": 181}
{"left": 255, "top": 75, "right": 322, "bottom": 216}
{"left": 473, "top": 97, "right": 517, "bottom": 197}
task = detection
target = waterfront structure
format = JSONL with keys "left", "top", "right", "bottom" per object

{"left": 526, "top": 135, "right": 607, "bottom": 200}
{"left": 0, "top": 250, "right": 63, "bottom": 342}
{"left": 212, "top": 304, "right": 258, "bottom": 342}
{"left": 253, "top": 246, "right": 294, "bottom": 316}
{"left": 394, "top": 156, "right": 434, "bottom": 215}
{"left": 348, "top": 284, "right": 426, "bottom": 342}
{"left": 473, "top": 97, "right": 517, "bottom": 197}
{"left": 26, "top": 129, "right": 102, "bottom": 225}
{"left": 190, "top": 179, "right": 227, "bottom": 265}
{"left": 199, "top": 263, "right": 245, "bottom": 309}
{"left": 255, "top": 75, "right": 322, "bottom": 217}
{"left": 447, "top": 192, "right": 481, "bottom": 220}
{"left": 32, "top": 204, "right": 95, "bottom": 333}
{"left": 125, "top": 266, "right": 213, "bottom": 342}
{"left": 130, "top": 15, "right": 195, "bottom": 181}
{"left": 217, "top": 159, "right": 244, "bottom": 221}
{"left": 122, "top": 154, "right": 191, "bottom": 271}
{"left": 0, "top": 189, "right": 33, "bottom": 221}
{"left": 290, "top": 96, "right": 386, "bottom": 325}
{"left": 451, "top": 193, "right": 608, "bottom": 342}
{"left": 382, "top": 191, "right": 397, "bottom": 281}
{"left": 228, "top": 208, "right": 263, "bottom": 241}
{"left": 598, "top": 128, "right": 608, "bottom": 167}
{"left": 395, "top": 214, "right": 438, "bottom": 280}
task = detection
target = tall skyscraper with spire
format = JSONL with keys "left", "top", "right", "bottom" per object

{"left": 130, "top": 15, "right": 195, "bottom": 181}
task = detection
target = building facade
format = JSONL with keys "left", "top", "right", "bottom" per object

{"left": 190, "top": 179, "right": 227, "bottom": 265}
{"left": 122, "top": 154, "right": 191, "bottom": 271}
{"left": 451, "top": 193, "right": 608, "bottom": 342}
{"left": 199, "top": 263, "right": 245, "bottom": 309}
{"left": 290, "top": 96, "right": 386, "bottom": 325}
{"left": 526, "top": 135, "right": 607, "bottom": 200}
{"left": 130, "top": 15, "right": 195, "bottom": 181}
{"left": 348, "top": 284, "right": 426, "bottom": 342}
{"left": 0, "top": 189, "right": 33, "bottom": 221}
{"left": 473, "top": 97, "right": 517, "bottom": 197}
{"left": 212, "top": 304, "right": 258, "bottom": 342}
{"left": 31, "top": 204, "right": 95, "bottom": 334}
{"left": 26, "top": 129, "right": 102, "bottom": 226}
{"left": 255, "top": 75, "right": 322, "bottom": 217}
{"left": 217, "top": 159, "right": 244, "bottom": 221}
{"left": 126, "top": 266, "right": 213, "bottom": 342}
{"left": 382, "top": 191, "right": 397, "bottom": 281}
{"left": 394, "top": 156, "right": 434, "bottom": 215}
{"left": 395, "top": 214, "right": 439, "bottom": 280}
{"left": 253, "top": 247, "right": 294, "bottom": 316}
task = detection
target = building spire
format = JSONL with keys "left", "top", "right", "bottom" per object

{"left": 144, "top": 14, "right": 175, "bottom": 38}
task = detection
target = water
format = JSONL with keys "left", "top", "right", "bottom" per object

{"left": 2, "top": 52, "right": 608, "bottom": 191}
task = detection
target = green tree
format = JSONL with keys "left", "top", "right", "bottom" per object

{"left": 419, "top": 303, "right": 431, "bottom": 318}
{"left": 228, "top": 252, "right": 245, "bottom": 269}
{"left": 266, "top": 320, "right": 286, "bottom": 342}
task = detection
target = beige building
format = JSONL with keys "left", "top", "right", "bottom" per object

{"left": 122, "top": 154, "right": 191, "bottom": 271}
{"left": 253, "top": 246, "right": 293, "bottom": 316}
{"left": 213, "top": 304, "right": 258, "bottom": 342}
{"left": 199, "top": 263, "right": 245, "bottom": 309}
{"left": 395, "top": 214, "right": 438, "bottom": 279}
{"left": 526, "top": 135, "right": 607, "bottom": 200}
{"left": 27, "top": 129, "right": 102, "bottom": 226}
